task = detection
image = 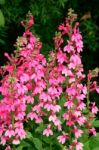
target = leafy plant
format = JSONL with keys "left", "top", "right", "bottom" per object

{"left": 0, "top": 9, "right": 99, "bottom": 150}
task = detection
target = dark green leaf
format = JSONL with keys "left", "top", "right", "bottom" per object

{"left": 89, "top": 133, "right": 99, "bottom": 149}
{"left": 0, "top": 10, "right": 5, "bottom": 26}
{"left": 32, "top": 137, "right": 43, "bottom": 150}
{"left": 0, "top": 0, "right": 5, "bottom": 5}
{"left": 35, "top": 123, "right": 45, "bottom": 133}
{"left": 92, "top": 120, "right": 99, "bottom": 127}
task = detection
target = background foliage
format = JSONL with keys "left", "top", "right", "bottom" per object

{"left": 0, "top": 0, "right": 99, "bottom": 68}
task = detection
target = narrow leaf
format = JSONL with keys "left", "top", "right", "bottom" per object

{"left": 0, "top": 10, "right": 5, "bottom": 26}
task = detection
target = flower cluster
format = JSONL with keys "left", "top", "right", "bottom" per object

{"left": 0, "top": 10, "right": 98, "bottom": 150}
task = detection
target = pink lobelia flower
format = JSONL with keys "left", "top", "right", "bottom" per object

{"left": 73, "top": 140, "right": 83, "bottom": 150}
{"left": 73, "top": 126, "right": 83, "bottom": 138}
{"left": 76, "top": 115, "right": 86, "bottom": 126}
{"left": 76, "top": 142, "right": 83, "bottom": 150}
{"left": 64, "top": 42, "right": 74, "bottom": 53}
{"left": 43, "top": 124, "right": 53, "bottom": 137}
{"left": 5, "top": 128, "right": 15, "bottom": 138}
{"left": 89, "top": 128, "right": 96, "bottom": 136}
{"left": 91, "top": 102, "right": 98, "bottom": 114}
{"left": 57, "top": 132, "right": 68, "bottom": 144}
{"left": 96, "top": 87, "right": 99, "bottom": 93}
{"left": 57, "top": 49, "right": 68, "bottom": 64}
{"left": 64, "top": 99, "right": 74, "bottom": 109}
{"left": 5, "top": 146, "right": 12, "bottom": 150}
{"left": 12, "top": 138, "right": 20, "bottom": 145}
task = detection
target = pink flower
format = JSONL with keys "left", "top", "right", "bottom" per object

{"left": 15, "top": 128, "right": 26, "bottom": 139}
{"left": 53, "top": 105, "right": 61, "bottom": 113}
{"left": 77, "top": 102, "right": 86, "bottom": 110}
{"left": 63, "top": 112, "right": 69, "bottom": 120}
{"left": 66, "top": 120, "right": 74, "bottom": 126}
{"left": 57, "top": 50, "right": 68, "bottom": 64}
{"left": 64, "top": 42, "right": 74, "bottom": 53}
{"left": 5, "top": 146, "right": 12, "bottom": 150}
{"left": 35, "top": 116, "right": 43, "bottom": 123}
{"left": 62, "top": 67, "right": 72, "bottom": 77}
{"left": 12, "top": 138, "right": 20, "bottom": 145}
{"left": 73, "top": 140, "right": 83, "bottom": 150}
{"left": 76, "top": 116, "right": 86, "bottom": 126}
{"left": 43, "top": 125, "right": 53, "bottom": 137}
{"left": 57, "top": 132, "right": 68, "bottom": 144}
{"left": 75, "top": 141, "right": 83, "bottom": 150}
{"left": 49, "top": 114, "right": 57, "bottom": 122}
{"left": 15, "top": 83, "right": 28, "bottom": 95}
{"left": 0, "top": 136, "right": 6, "bottom": 145}
{"left": 27, "top": 112, "right": 38, "bottom": 120}
{"left": 53, "top": 118, "right": 61, "bottom": 127}
{"left": 66, "top": 86, "right": 76, "bottom": 96}
{"left": 96, "top": 87, "right": 99, "bottom": 93}
{"left": 73, "top": 110, "right": 81, "bottom": 117}
{"left": 73, "top": 126, "right": 83, "bottom": 138}
{"left": 20, "top": 73, "right": 29, "bottom": 83}
{"left": 64, "top": 100, "right": 74, "bottom": 109}
{"left": 91, "top": 102, "right": 98, "bottom": 114}
{"left": 44, "top": 103, "right": 53, "bottom": 111}
{"left": 89, "top": 128, "right": 96, "bottom": 136}
{"left": 40, "top": 92, "right": 51, "bottom": 102}
{"left": 69, "top": 54, "right": 81, "bottom": 69}
{"left": 5, "top": 129, "right": 15, "bottom": 138}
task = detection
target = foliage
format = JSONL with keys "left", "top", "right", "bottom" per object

{"left": 0, "top": 0, "right": 99, "bottom": 60}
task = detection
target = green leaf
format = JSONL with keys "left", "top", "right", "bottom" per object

{"left": 59, "top": 95, "right": 66, "bottom": 107}
{"left": 89, "top": 133, "right": 99, "bottom": 150}
{"left": 42, "top": 136, "right": 51, "bottom": 144}
{"left": 16, "top": 146, "right": 23, "bottom": 150}
{"left": 35, "top": 123, "right": 45, "bottom": 133}
{"left": 92, "top": 120, "right": 99, "bottom": 127}
{"left": 58, "top": 0, "right": 68, "bottom": 8}
{"left": 0, "top": 0, "right": 5, "bottom": 5}
{"left": 32, "top": 137, "right": 43, "bottom": 150}
{"left": 80, "top": 133, "right": 89, "bottom": 143}
{"left": 83, "top": 141, "right": 90, "bottom": 150}
{"left": 26, "top": 131, "right": 33, "bottom": 140}
{"left": 0, "top": 10, "right": 5, "bottom": 26}
{"left": 16, "top": 141, "right": 32, "bottom": 150}
{"left": 0, "top": 95, "right": 3, "bottom": 100}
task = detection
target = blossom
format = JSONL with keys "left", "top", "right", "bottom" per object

{"left": 5, "top": 129, "right": 15, "bottom": 138}
{"left": 12, "top": 139, "right": 20, "bottom": 145}
{"left": 43, "top": 125, "right": 53, "bottom": 137}
{"left": 73, "top": 126, "right": 83, "bottom": 138}
{"left": 57, "top": 132, "right": 68, "bottom": 144}
{"left": 57, "top": 50, "right": 68, "bottom": 64}
{"left": 76, "top": 116, "right": 86, "bottom": 126}
{"left": 64, "top": 99, "right": 74, "bottom": 109}
{"left": 15, "top": 83, "right": 28, "bottom": 95}
{"left": 73, "top": 139, "right": 83, "bottom": 150}
{"left": 89, "top": 128, "right": 96, "bottom": 136}
{"left": 91, "top": 102, "right": 98, "bottom": 114}
{"left": 20, "top": 73, "right": 29, "bottom": 83}
{"left": 64, "top": 43, "right": 74, "bottom": 53}
{"left": 5, "top": 146, "right": 12, "bottom": 150}
{"left": 76, "top": 142, "right": 83, "bottom": 150}
{"left": 96, "top": 87, "right": 99, "bottom": 93}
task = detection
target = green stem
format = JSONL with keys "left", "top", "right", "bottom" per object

{"left": 69, "top": 126, "right": 72, "bottom": 143}
{"left": 13, "top": 144, "right": 16, "bottom": 150}
{"left": 50, "top": 143, "right": 52, "bottom": 150}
